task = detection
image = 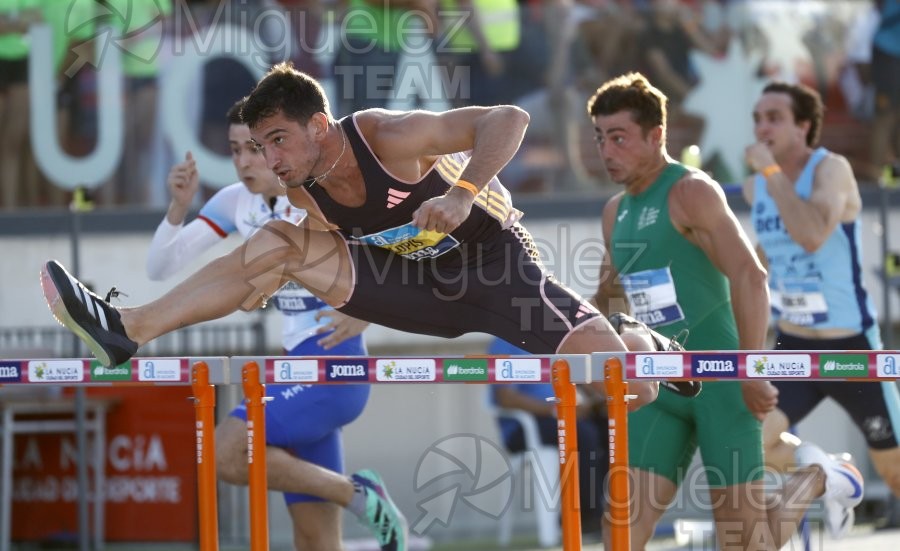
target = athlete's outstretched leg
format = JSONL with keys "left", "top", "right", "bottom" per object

{"left": 122, "top": 221, "right": 353, "bottom": 344}
{"left": 40, "top": 220, "right": 353, "bottom": 366}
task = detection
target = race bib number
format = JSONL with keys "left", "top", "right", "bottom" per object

{"left": 620, "top": 267, "right": 685, "bottom": 328}
{"left": 771, "top": 278, "right": 828, "bottom": 326}
{"left": 356, "top": 222, "right": 460, "bottom": 261}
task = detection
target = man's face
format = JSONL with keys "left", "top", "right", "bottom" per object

{"left": 249, "top": 111, "right": 320, "bottom": 188}
{"left": 228, "top": 123, "right": 279, "bottom": 195}
{"left": 592, "top": 111, "right": 660, "bottom": 185}
{"left": 752, "top": 92, "right": 808, "bottom": 155}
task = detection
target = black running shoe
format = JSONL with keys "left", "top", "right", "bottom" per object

{"left": 40, "top": 260, "right": 138, "bottom": 367}
{"left": 608, "top": 312, "right": 702, "bottom": 398}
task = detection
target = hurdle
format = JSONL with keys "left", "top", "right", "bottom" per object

{"left": 0, "top": 354, "right": 589, "bottom": 551}
{"left": 593, "top": 349, "right": 900, "bottom": 551}
{"left": 4, "top": 351, "right": 897, "bottom": 551}
{"left": 227, "top": 354, "right": 592, "bottom": 551}
{"left": 191, "top": 361, "right": 218, "bottom": 551}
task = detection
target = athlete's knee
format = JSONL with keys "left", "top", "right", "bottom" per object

{"left": 621, "top": 330, "right": 654, "bottom": 352}
{"left": 215, "top": 443, "right": 247, "bottom": 484}
{"left": 244, "top": 220, "right": 303, "bottom": 264}
{"left": 235, "top": 221, "right": 311, "bottom": 311}
{"left": 761, "top": 411, "right": 791, "bottom": 449}
{"left": 215, "top": 420, "right": 248, "bottom": 484}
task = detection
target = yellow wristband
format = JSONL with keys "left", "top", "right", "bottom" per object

{"left": 455, "top": 179, "right": 480, "bottom": 196}
{"left": 761, "top": 164, "right": 782, "bottom": 178}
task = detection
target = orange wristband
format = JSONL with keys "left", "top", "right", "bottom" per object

{"left": 455, "top": 179, "right": 479, "bottom": 196}
{"left": 761, "top": 164, "right": 782, "bottom": 178}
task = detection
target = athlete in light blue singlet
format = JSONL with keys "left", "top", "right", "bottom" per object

{"left": 744, "top": 82, "right": 900, "bottom": 533}
{"left": 752, "top": 146, "right": 879, "bottom": 339}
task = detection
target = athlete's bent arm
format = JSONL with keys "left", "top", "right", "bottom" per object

{"left": 367, "top": 106, "right": 529, "bottom": 233}
{"left": 671, "top": 175, "right": 777, "bottom": 417}
{"left": 747, "top": 146, "right": 853, "bottom": 253}
{"left": 669, "top": 176, "right": 769, "bottom": 349}
{"left": 147, "top": 154, "right": 224, "bottom": 280}
{"left": 372, "top": 106, "right": 529, "bottom": 182}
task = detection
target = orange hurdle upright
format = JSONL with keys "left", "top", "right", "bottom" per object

{"left": 552, "top": 359, "right": 582, "bottom": 551}
{"left": 605, "top": 356, "right": 631, "bottom": 551}
{"left": 191, "top": 361, "right": 219, "bottom": 551}
{"left": 242, "top": 361, "right": 270, "bottom": 551}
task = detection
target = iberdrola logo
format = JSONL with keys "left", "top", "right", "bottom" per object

{"left": 91, "top": 360, "right": 131, "bottom": 381}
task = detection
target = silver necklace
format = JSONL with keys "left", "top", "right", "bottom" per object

{"left": 308, "top": 124, "right": 346, "bottom": 186}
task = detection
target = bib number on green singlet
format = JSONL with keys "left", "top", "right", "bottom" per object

{"left": 620, "top": 267, "right": 685, "bottom": 328}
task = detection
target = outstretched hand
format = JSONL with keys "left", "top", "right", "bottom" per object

{"left": 315, "top": 309, "right": 370, "bottom": 350}
{"left": 411, "top": 187, "right": 474, "bottom": 234}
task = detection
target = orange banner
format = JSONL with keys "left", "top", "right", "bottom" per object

{"left": 11, "top": 386, "right": 198, "bottom": 542}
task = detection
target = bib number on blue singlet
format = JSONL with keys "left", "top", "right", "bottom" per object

{"left": 355, "top": 222, "right": 460, "bottom": 261}
{"left": 771, "top": 278, "right": 828, "bottom": 326}
{"left": 620, "top": 267, "right": 685, "bottom": 328}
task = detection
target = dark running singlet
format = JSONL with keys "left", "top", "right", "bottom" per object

{"left": 301, "top": 115, "right": 521, "bottom": 261}
{"left": 304, "top": 114, "right": 600, "bottom": 353}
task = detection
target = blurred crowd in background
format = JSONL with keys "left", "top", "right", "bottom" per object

{"left": 0, "top": 0, "right": 898, "bottom": 210}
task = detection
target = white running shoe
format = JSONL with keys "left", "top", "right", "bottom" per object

{"left": 795, "top": 442, "right": 864, "bottom": 539}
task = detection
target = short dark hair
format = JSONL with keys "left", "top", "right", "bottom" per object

{"left": 587, "top": 72, "right": 668, "bottom": 134}
{"left": 761, "top": 81, "right": 824, "bottom": 147}
{"left": 227, "top": 99, "right": 244, "bottom": 126}
{"left": 242, "top": 62, "right": 332, "bottom": 129}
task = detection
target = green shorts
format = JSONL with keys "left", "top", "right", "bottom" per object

{"left": 628, "top": 381, "right": 763, "bottom": 487}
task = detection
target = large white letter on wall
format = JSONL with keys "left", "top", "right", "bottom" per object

{"left": 29, "top": 24, "right": 124, "bottom": 190}
{"left": 162, "top": 23, "right": 267, "bottom": 188}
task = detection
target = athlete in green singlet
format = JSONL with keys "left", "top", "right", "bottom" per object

{"left": 589, "top": 72, "right": 852, "bottom": 550}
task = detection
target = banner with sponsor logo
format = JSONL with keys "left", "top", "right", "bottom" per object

{"left": 376, "top": 359, "right": 437, "bottom": 382}
{"left": 877, "top": 354, "right": 900, "bottom": 378}
{"left": 11, "top": 384, "right": 197, "bottom": 542}
{"left": 324, "top": 359, "right": 368, "bottom": 382}
{"left": 819, "top": 353, "right": 868, "bottom": 378}
{"left": 690, "top": 354, "right": 739, "bottom": 377}
{"left": 442, "top": 359, "right": 489, "bottom": 382}
{"left": 747, "top": 354, "right": 812, "bottom": 378}
{"left": 493, "top": 357, "right": 542, "bottom": 381}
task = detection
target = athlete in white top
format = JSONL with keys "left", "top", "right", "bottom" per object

{"left": 144, "top": 101, "right": 403, "bottom": 551}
